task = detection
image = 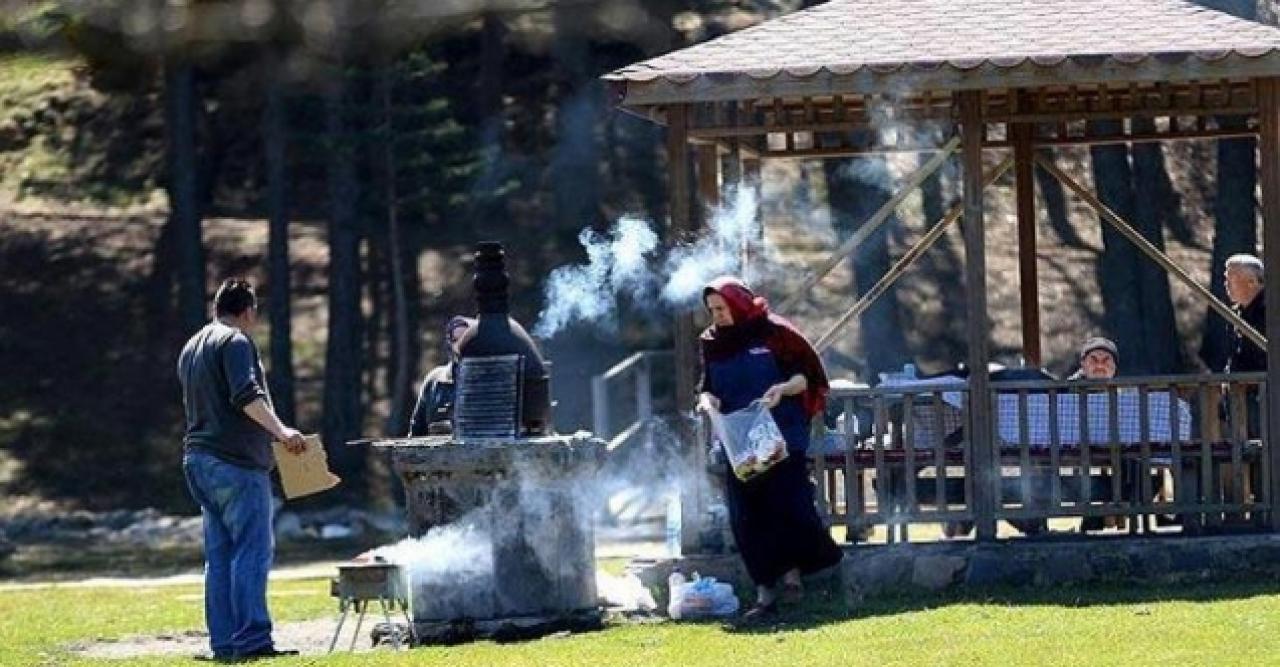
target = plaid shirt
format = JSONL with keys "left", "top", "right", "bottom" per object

{"left": 823, "top": 383, "right": 1193, "bottom": 452}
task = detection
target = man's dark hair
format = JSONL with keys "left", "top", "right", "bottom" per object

{"left": 214, "top": 278, "right": 256, "bottom": 317}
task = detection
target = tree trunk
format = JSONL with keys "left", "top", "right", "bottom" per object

{"left": 379, "top": 65, "right": 412, "bottom": 436}
{"left": 916, "top": 148, "right": 966, "bottom": 364}
{"left": 365, "top": 228, "right": 384, "bottom": 416}
{"left": 1129, "top": 117, "right": 1184, "bottom": 373}
{"left": 262, "top": 54, "right": 296, "bottom": 424}
{"left": 1035, "top": 156, "right": 1086, "bottom": 248}
{"left": 163, "top": 59, "right": 206, "bottom": 336}
{"left": 1088, "top": 120, "right": 1145, "bottom": 372}
{"left": 550, "top": 5, "right": 601, "bottom": 232}
{"left": 823, "top": 155, "right": 911, "bottom": 379}
{"left": 322, "top": 70, "right": 366, "bottom": 490}
{"left": 469, "top": 14, "right": 510, "bottom": 238}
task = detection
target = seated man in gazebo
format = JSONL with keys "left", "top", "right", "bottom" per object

{"left": 1069, "top": 337, "right": 1121, "bottom": 533}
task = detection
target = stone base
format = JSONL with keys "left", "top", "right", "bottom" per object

{"left": 843, "top": 533, "right": 1280, "bottom": 602}
{"left": 633, "top": 534, "right": 1280, "bottom": 607}
{"left": 410, "top": 609, "right": 603, "bottom": 645}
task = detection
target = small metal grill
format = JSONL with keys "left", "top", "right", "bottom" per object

{"left": 329, "top": 562, "right": 413, "bottom": 652}
{"left": 454, "top": 354, "right": 523, "bottom": 440}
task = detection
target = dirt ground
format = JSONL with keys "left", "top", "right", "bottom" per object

{"left": 68, "top": 618, "right": 351, "bottom": 659}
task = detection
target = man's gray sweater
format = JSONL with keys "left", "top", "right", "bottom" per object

{"left": 177, "top": 321, "right": 273, "bottom": 470}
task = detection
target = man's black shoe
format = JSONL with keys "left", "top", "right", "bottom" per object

{"left": 237, "top": 646, "right": 300, "bottom": 661}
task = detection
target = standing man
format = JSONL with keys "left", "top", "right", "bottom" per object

{"left": 178, "top": 278, "right": 305, "bottom": 661}
{"left": 1225, "top": 254, "right": 1267, "bottom": 376}
{"left": 1222, "top": 255, "right": 1266, "bottom": 517}
{"left": 1225, "top": 254, "right": 1266, "bottom": 437}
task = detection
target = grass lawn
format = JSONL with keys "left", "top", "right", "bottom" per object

{"left": 3, "top": 575, "right": 1280, "bottom": 666}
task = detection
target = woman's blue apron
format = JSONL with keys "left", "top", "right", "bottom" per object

{"left": 708, "top": 343, "right": 810, "bottom": 454}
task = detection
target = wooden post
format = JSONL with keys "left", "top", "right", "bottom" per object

{"left": 1012, "top": 95, "right": 1042, "bottom": 367}
{"left": 742, "top": 155, "right": 762, "bottom": 282}
{"left": 724, "top": 140, "right": 743, "bottom": 186}
{"left": 668, "top": 106, "right": 698, "bottom": 418}
{"left": 697, "top": 143, "right": 721, "bottom": 207}
{"left": 669, "top": 106, "right": 710, "bottom": 553}
{"left": 1257, "top": 77, "right": 1280, "bottom": 531}
{"left": 958, "top": 91, "right": 997, "bottom": 541}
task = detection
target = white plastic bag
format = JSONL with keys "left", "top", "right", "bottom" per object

{"left": 708, "top": 401, "right": 789, "bottom": 481}
{"left": 667, "top": 573, "right": 739, "bottom": 619}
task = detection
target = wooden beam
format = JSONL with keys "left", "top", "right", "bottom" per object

{"left": 780, "top": 135, "right": 962, "bottom": 311}
{"left": 812, "top": 156, "right": 1014, "bottom": 351}
{"left": 1012, "top": 99, "right": 1042, "bottom": 367}
{"left": 1034, "top": 127, "right": 1256, "bottom": 147}
{"left": 959, "top": 90, "right": 997, "bottom": 542}
{"left": 1258, "top": 76, "right": 1280, "bottom": 531}
{"left": 1036, "top": 155, "right": 1267, "bottom": 351}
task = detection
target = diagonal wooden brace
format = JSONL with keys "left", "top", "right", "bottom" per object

{"left": 780, "top": 135, "right": 962, "bottom": 311}
{"left": 1035, "top": 154, "right": 1266, "bottom": 351}
{"left": 814, "top": 155, "right": 1014, "bottom": 352}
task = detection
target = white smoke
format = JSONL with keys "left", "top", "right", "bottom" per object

{"left": 661, "top": 186, "right": 760, "bottom": 305}
{"left": 533, "top": 185, "right": 770, "bottom": 338}
{"left": 533, "top": 216, "right": 660, "bottom": 338}
{"left": 370, "top": 518, "right": 495, "bottom": 588}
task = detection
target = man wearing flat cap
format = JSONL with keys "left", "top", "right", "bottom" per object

{"left": 1070, "top": 336, "right": 1118, "bottom": 381}
{"left": 1065, "top": 336, "right": 1124, "bottom": 532}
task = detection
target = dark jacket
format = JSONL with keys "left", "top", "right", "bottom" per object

{"left": 408, "top": 365, "right": 456, "bottom": 437}
{"left": 1227, "top": 290, "right": 1266, "bottom": 374}
{"left": 177, "top": 321, "right": 273, "bottom": 470}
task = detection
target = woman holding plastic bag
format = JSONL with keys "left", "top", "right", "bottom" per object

{"left": 697, "top": 276, "right": 843, "bottom": 620}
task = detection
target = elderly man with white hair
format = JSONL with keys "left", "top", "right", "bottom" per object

{"left": 1224, "top": 253, "right": 1266, "bottom": 376}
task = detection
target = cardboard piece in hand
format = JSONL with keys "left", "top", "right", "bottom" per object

{"left": 272, "top": 434, "right": 341, "bottom": 500}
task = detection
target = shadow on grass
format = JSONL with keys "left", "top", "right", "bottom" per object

{"left": 720, "top": 577, "right": 1280, "bottom": 635}
{"left": 0, "top": 536, "right": 390, "bottom": 583}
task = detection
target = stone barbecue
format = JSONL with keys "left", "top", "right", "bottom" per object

{"left": 366, "top": 242, "right": 605, "bottom": 643}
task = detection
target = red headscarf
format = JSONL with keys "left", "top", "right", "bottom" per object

{"left": 699, "top": 276, "right": 830, "bottom": 417}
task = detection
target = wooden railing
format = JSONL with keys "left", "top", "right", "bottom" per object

{"left": 812, "top": 373, "right": 1270, "bottom": 543}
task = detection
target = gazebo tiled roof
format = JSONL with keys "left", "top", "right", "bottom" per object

{"left": 605, "top": 0, "right": 1280, "bottom": 106}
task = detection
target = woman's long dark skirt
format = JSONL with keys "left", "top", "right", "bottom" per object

{"left": 725, "top": 455, "right": 844, "bottom": 587}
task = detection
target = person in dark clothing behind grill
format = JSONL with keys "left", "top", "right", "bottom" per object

{"left": 177, "top": 278, "right": 306, "bottom": 661}
{"left": 697, "top": 276, "right": 843, "bottom": 621}
{"left": 407, "top": 315, "right": 475, "bottom": 436}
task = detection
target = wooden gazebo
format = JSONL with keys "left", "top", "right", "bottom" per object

{"left": 604, "top": 0, "right": 1280, "bottom": 544}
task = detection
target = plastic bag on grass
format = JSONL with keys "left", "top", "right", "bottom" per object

{"left": 708, "top": 401, "right": 788, "bottom": 482}
{"left": 667, "top": 573, "right": 739, "bottom": 619}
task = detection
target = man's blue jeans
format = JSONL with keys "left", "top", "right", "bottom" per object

{"left": 183, "top": 449, "right": 275, "bottom": 658}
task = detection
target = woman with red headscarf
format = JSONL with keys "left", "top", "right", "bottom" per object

{"left": 697, "top": 276, "right": 843, "bottom": 620}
